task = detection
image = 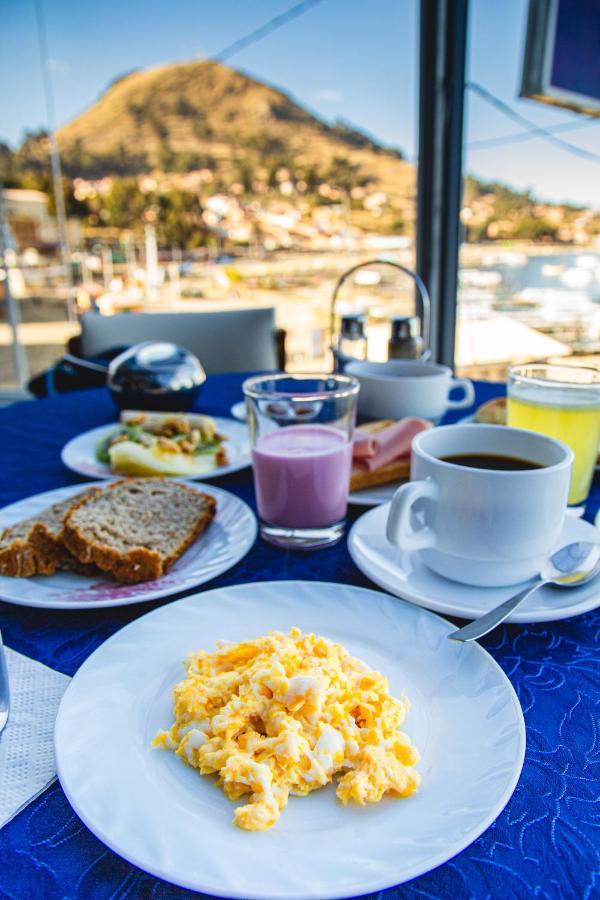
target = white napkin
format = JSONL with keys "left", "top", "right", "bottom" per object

{"left": 0, "top": 648, "right": 70, "bottom": 829}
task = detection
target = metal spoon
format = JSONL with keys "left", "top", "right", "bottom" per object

{"left": 448, "top": 541, "right": 600, "bottom": 643}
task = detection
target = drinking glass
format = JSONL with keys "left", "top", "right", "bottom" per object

{"left": 507, "top": 363, "right": 600, "bottom": 505}
{"left": 243, "top": 373, "right": 359, "bottom": 549}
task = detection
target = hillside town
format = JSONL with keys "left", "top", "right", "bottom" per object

{"left": 1, "top": 61, "right": 599, "bottom": 390}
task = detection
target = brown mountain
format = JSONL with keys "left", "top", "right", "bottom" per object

{"left": 56, "top": 60, "right": 415, "bottom": 213}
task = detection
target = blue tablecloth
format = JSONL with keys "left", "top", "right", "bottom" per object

{"left": 0, "top": 375, "right": 598, "bottom": 900}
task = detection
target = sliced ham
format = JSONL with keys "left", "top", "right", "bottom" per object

{"left": 352, "top": 418, "right": 432, "bottom": 472}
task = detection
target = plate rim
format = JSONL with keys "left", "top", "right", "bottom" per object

{"left": 348, "top": 503, "right": 600, "bottom": 623}
{"left": 0, "top": 481, "right": 257, "bottom": 610}
{"left": 230, "top": 401, "right": 247, "bottom": 421}
{"left": 60, "top": 416, "right": 251, "bottom": 480}
{"left": 348, "top": 482, "right": 403, "bottom": 507}
{"left": 54, "top": 579, "right": 526, "bottom": 899}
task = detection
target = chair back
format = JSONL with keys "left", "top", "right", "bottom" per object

{"left": 79, "top": 308, "right": 279, "bottom": 373}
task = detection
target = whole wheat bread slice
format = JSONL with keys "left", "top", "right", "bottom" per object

{"left": 63, "top": 479, "right": 217, "bottom": 583}
{"left": 0, "top": 491, "right": 98, "bottom": 577}
{"left": 30, "top": 489, "right": 101, "bottom": 575}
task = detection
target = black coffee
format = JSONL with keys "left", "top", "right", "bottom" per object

{"left": 440, "top": 453, "right": 544, "bottom": 471}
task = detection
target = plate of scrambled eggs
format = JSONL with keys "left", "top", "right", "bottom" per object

{"left": 55, "top": 580, "right": 525, "bottom": 899}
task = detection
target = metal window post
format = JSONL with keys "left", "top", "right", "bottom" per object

{"left": 0, "top": 187, "right": 29, "bottom": 388}
{"left": 416, "top": 0, "right": 469, "bottom": 367}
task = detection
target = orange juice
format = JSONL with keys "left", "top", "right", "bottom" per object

{"left": 508, "top": 377, "right": 600, "bottom": 505}
{"left": 508, "top": 397, "right": 600, "bottom": 503}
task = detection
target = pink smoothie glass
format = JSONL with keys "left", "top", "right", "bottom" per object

{"left": 243, "top": 374, "right": 359, "bottom": 549}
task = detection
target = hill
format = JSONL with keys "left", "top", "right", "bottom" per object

{"left": 2, "top": 61, "right": 597, "bottom": 247}
{"left": 55, "top": 60, "right": 415, "bottom": 215}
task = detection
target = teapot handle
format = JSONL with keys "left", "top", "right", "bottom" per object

{"left": 330, "top": 260, "right": 431, "bottom": 367}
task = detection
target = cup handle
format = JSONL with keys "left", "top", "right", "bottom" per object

{"left": 386, "top": 480, "right": 438, "bottom": 551}
{"left": 446, "top": 377, "right": 475, "bottom": 410}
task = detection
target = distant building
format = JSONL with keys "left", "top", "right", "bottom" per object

{"left": 3, "top": 189, "right": 82, "bottom": 253}
{"left": 3, "top": 189, "right": 58, "bottom": 250}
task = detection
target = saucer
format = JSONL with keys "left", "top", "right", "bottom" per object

{"left": 348, "top": 503, "right": 600, "bottom": 623}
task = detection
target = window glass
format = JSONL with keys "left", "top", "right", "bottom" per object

{"left": 0, "top": 0, "right": 420, "bottom": 388}
{"left": 456, "top": 0, "right": 600, "bottom": 382}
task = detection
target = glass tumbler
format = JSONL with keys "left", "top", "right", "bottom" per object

{"left": 507, "top": 363, "right": 600, "bottom": 505}
{"left": 243, "top": 373, "right": 359, "bottom": 549}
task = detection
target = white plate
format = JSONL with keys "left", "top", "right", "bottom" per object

{"left": 0, "top": 482, "right": 256, "bottom": 609}
{"left": 55, "top": 580, "right": 525, "bottom": 899}
{"left": 348, "top": 480, "right": 405, "bottom": 506}
{"left": 349, "top": 503, "right": 600, "bottom": 623}
{"left": 61, "top": 416, "right": 250, "bottom": 480}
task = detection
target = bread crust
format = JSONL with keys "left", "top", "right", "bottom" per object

{"left": 27, "top": 488, "right": 102, "bottom": 575}
{"left": 350, "top": 459, "right": 410, "bottom": 492}
{"left": 62, "top": 480, "right": 217, "bottom": 584}
{"left": 29, "top": 521, "right": 97, "bottom": 575}
{"left": 63, "top": 523, "right": 164, "bottom": 582}
{"left": 0, "top": 534, "right": 59, "bottom": 577}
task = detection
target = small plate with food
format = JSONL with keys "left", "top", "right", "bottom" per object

{"left": 61, "top": 410, "right": 250, "bottom": 480}
{"left": 54, "top": 580, "right": 525, "bottom": 899}
{"left": 0, "top": 479, "right": 256, "bottom": 609}
{"left": 349, "top": 418, "right": 431, "bottom": 506}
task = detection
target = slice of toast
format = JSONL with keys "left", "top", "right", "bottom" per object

{"left": 0, "top": 492, "right": 97, "bottom": 577}
{"left": 63, "top": 479, "right": 217, "bottom": 583}
{"left": 29, "top": 489, "right": 101, "bottom": 575}
{"left": 350, "top": 420, "right": 411, "bottom": 492}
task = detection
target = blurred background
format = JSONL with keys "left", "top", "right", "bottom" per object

{"left": 1, "top": 0, "right": 599, "bottom": 391}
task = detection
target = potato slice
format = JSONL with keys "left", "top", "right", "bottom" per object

{"left": 108, "top": 441, "right": 218, "bottom": 477}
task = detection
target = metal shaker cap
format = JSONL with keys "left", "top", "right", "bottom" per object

{"left": 390, "top": 315, "right": 421, "bottom": 342}
{"left": 340, "top": 314, "right": 367, "bottom": 340}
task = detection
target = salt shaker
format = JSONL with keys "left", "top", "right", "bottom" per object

{"left": 337, "top": 314, "right": 367, "bottom": 363}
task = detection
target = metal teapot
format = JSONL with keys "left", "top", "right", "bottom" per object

{"left": 330, "top": 259, "right": 431, "bottom": 371}
{"left": 107, "top": 341, "right": 206, "bottom": 411}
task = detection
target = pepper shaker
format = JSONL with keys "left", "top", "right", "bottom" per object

{"left": 388, "top": 316, "right": 424, "bottom": 359}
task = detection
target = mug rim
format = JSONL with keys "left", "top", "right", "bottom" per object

{"left": 346, "top": 360, "right": 451, "bottom": 381}
{"left": 412, "top": 423, "right": 574, "bottom": 475}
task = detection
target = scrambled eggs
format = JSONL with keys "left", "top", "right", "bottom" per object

{"left": 153, "top": 627, "right": 420, "bottom": 831}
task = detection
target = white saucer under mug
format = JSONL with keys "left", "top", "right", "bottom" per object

{"left": 348, "top": 503, "right": 600, "bottom": 623}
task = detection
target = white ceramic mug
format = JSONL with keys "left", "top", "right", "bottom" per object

{"left": 386, "top": 424, "right": 573, "bottom": 587}
{"left": 345, "top": 360, "right": 474, "bottom": 422}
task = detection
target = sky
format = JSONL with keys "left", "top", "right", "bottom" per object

{"left": 1, "top": 0, "right": 599, "bottom": 207}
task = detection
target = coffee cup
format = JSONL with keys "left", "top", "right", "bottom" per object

{"left": 345, "top": 360, "right": 474, "bottom": 422}
{"left": 386, "top": 424, "right": 573, "bottom": 587}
